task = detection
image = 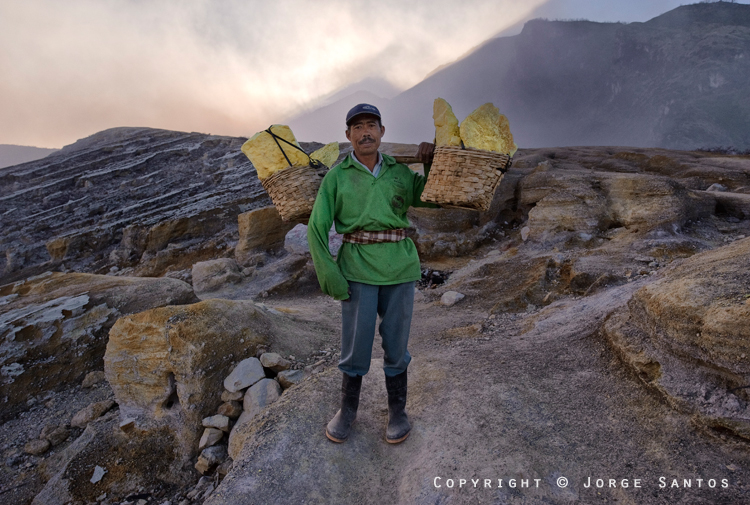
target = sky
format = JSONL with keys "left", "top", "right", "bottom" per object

{"left": 1, "top": 0, "right": 747, "bottom": 149}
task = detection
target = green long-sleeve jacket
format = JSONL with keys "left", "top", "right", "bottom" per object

{"left": 307, "top": 153, "right": 436, "bottom": 300}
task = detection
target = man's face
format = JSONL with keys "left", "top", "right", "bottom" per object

{"left": 345, "top": 114, "right": 385, "bottom": 158}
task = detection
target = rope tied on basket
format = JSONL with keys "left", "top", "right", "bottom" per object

{"left": 265, "top": 127, "right": 325, "bottom": 169}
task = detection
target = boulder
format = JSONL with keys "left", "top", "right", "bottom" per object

{"left": 193, "top": 252, "right": 317, "bottom": 301}
{"left": 0, "top": 272, "right": 197, "bottom": 422}
{"left": 45, "top": 427, "right": 71, "bottom": 446}
{"left": 104, "top": 299, "right": 270, "bottom": 465}
{"left": 224, "top": 357, "right": 265, "bottom": 393}
{"left": 284, "top": 223, "right": 342, "bottom": 256}
{"left": 440, "top": 291, "right": 465, "bottom": 307}
{"left": 199, "top": 428, "right": 224, "bottom": 449}
{"left": 518, "top": 171, "right": 611, "bottom": 240}
{"left": 71, "top": 400, "right": 116, "bottom": 429}
{"left": 81, "top": 371, "right": 106, "bottom": 388}
{"left": 243, "top": 378, "right": 282, "bottom": 417}
{"left": 234, "top": 207, "right": 296, "bottom": 267}
{"left": 602, "top": 237, "right": 750, "bottom": 438}
{"left": 603, "top": 173, "right": 715, "bottom": 230}
{"left": 195, "top": 445, "right": 228, "bottom": 475}
{"left": 221, "top": 390, "right": 243, "bottom": 402}
{"left": 228, "top": 379, "right": 282, "bottom": 460}
{"left": 407, "top": 207, "right": 496, "bottom": 259}
{"left": 517, "top": 170, "right": 715, "bottom": 243}
{"left": 217, "top": 401, "right": 242, "bottom": 419}
{"left": 276, "top": 369, "right": 306, "bottom": 390}
{"left": 708, "top": 191, "right": 750, "bottom": 220}
{"left": 260, "top": 352, "right": 291, "bottom": 372}
{"left": 202, "top": 414, "right": 231, "bottom": 432}
{"left": 24, "top": 439, "right": 51, "bottom": 455}
{"left": 191, "top": 258, "right": 242, "bottom": 293}
{"left": 228, "top": 411, "right": 255, "bottom": 461}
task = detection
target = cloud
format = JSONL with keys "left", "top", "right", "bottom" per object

{"left": 0, "top": 0, "right": 545, "bottom": 147}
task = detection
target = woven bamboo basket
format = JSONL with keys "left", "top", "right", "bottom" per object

{"left": 261, "top": 164, "right": 327, "bottom": 222}
{"left": 420, "top": 145, "right": 510, "bottom": 211}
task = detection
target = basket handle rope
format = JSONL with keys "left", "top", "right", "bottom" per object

{"left": 265, "top": 127, "right": 324, "bottom": 169}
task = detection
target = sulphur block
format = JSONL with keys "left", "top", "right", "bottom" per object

{"left": 433, "top": 98, "right": 461, "bottom": 147}
{"left": 241, "top": 125, "right": 310, "bottom": 180}
{"left": 459, "top": 103, "right": 504, "bottom": 153}
{"left": 310, "top": 141, "right": 339, "bottom": 168}
{"left": 497, "top": 114, "right": 518, "bottom": 157}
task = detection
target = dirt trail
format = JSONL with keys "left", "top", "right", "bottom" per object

{"left": 207, "top": 279, "right": 750, "bottom": 505}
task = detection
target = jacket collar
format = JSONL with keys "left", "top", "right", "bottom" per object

{"left": 341, "top": 152, "right": 397, "bottom": 172}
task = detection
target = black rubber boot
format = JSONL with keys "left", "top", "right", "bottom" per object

{"left": 385, "top": 370, "right": 411, "bottom": 444}
{"left": 326, "top": 373, "right": 362, "bottom": 443}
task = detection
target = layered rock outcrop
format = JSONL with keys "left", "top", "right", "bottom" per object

{"left": 0, "top": 127, "right": 326, "bottom": 284}
{"left": 602, "top": 237, "right": 750, "bottom": 437}
{"left": 0, "top": 272, "right": 196, "bottom": 421}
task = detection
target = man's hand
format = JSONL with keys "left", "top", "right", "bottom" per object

{"left": 415, "top": 142, "right": 435, "bottom": 164}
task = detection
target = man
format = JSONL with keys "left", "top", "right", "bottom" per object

{"left": 307, "top": 103, "right": 436, "bottom": 444}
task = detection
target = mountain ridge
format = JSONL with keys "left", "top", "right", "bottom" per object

{"left": 0, "top": 144, "right": 59, "bottom": 169}
{"left": 289, "top": 2, "right": 750, "bottom": 150}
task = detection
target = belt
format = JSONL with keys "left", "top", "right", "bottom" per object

{"left": 342, "top": 229, "right": 407, "bottom": 244}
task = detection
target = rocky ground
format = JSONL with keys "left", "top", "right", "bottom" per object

{"left": 2, "top": 128, "right": 750, "bottom": 504}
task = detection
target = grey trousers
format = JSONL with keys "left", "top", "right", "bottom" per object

{"left": 339, "top": 281, "right": 415, "bottom": 378}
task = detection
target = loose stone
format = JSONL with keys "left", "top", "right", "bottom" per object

{"left": 276, "top": 369, "right": 305, "bottom": 390}
{"left": 202, "top": 414, "right": 231, "bottom": 432}
{"left": 259, "top": 352, "right": 291, "bottom": 372}
{"left": 199, "top": 428, "right": 224, "bottom": 450}
{"left": 24, "top": 439, "right": 50, "bottom": 455}
{"left": 223, "top": 357, "right": 265, "bottom": 392}
{"left": 217, "top": 401, "right": 243, "bottom": 419}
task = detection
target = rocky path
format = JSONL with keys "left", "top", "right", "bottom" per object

{"left": 206, "top": 278, "right": 750, "bottom": 505}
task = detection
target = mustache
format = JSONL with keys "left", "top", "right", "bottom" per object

{"left": 358, "top": 136, "right": 375, "bottom": 144}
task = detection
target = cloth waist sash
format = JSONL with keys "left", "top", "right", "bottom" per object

{"left": 342, "top": 229, "right": 407, "bottom": 244}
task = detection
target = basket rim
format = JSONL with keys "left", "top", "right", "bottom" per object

{"left": 261, "top": 165, "right": 326, "bottom": 192}
{"left": 262, "top": 164, "right": 320, "bottom": 185}
{"left": 434, "top": 144, "right": 511, "bottom": 158}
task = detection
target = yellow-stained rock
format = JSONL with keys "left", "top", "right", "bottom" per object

{"left": 234, "top": 206, "right": 296, "bottom": 267}
{"left": 104, "top": 299, "right": 271, "bottom": 464}
{"left": 433, "top": 98, "right": 461, "bottom": 147}
{"left": 241, "top": 125, "right": 309, "bottom": 180}
{"left": 0, "top": 272, "right": 197, "bottom": 423}
{"left": 310, "top": 142, "right": 339, "bottom": 168}
{"left": 459, "top": 103, "right": 517, "bottom": 155}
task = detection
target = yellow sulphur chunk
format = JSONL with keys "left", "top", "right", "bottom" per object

{"left": 310, "top": 141, "right": 339, "bottom": 168}
{"left": 241, "top": 125, "right": 310, "bottom": 180}
{"left": 497, "top": 114, "right": 518, "bottom": 157}
{"left": 459, "top": 103, "right": 504, "bottom": 153}
{"left": 433, "top": 98, "right": 461, "bottom": 147}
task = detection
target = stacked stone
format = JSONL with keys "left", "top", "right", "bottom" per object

{"left": 194, "top": 352, "right": 306, "bottom": 476}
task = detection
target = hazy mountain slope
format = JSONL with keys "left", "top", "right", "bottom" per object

{"left": 288, "top": 90, "right": 385, "bottom": 143}
{"left": 0, "top": 144, "right": 58, "bottom": 169}
{"left": 291, "top": 3, "right": 750, "bottom": 150}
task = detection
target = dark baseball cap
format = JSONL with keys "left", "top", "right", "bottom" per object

{"left": 346, "top": 103, "right": 381, "bottom": 126}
